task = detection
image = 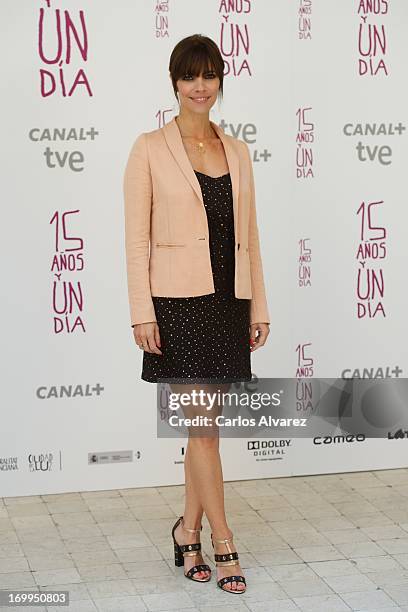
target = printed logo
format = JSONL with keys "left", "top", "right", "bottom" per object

{"left": 0, "top": 457, "right": 18, "bottom": 472}
{"left": 388, "top": 429, "right": 408, "bottom": 440}
{"left": 341, "top": 366, "right": 402, "bottom": 379}
{"left": 28, "top": 452, "right": 60, "bottom": 472}
{"left": 247, "top": 439, "right": 291, "bottom": 458}
{"left": 313, "top": 434, "right": 366, "bottom": 444}
{"left": 88, "top": 451, "right": 140, "bottom": 464}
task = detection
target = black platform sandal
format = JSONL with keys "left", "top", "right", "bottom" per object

{"left": 211, "top": 532, "right": 246, "bottom": 593}
{"left": 171, "top": 515, "right": 211, "bottom": 582}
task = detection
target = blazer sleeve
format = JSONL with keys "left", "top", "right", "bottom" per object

{"left": 242, "top": 141, "right": 271, "bottom": 325}
{"left": 123, "top": 132, "right": 157, "bottom": 327}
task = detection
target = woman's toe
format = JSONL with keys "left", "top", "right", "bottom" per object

{"left": 230, "top": 580, "right": 244, "bottom": 591}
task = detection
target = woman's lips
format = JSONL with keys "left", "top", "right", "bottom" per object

{"left": 190, "top": 96, "right": 210, "bottom": 103}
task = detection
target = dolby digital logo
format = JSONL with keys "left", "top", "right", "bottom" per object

{"left": 247, "top": 439, "right": 291, "bottom": 458}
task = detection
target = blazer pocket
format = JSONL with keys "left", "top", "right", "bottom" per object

{"left": 155, "top": 242, "right": 186, "bottom": 248}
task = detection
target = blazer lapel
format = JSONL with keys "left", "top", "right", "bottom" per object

{"left": 162, "top": 116, "right": 203, "bottom": 204}
{"left": 162, "top": 117, "right": 240, "bottom": 230}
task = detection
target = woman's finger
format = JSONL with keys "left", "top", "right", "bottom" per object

{"left": 146, "top": 331, "right": 163, "bottom": 355}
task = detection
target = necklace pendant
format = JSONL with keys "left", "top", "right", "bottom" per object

{"left": 197, "top": 142, "right": 205, "bottom": 154}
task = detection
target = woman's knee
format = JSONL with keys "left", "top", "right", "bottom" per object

{"left": 188, "top": 433, "right": 219, "bottom": 450}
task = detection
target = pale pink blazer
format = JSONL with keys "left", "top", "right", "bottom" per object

{"left": 123, "top": 116, "right": 270, "bottom": 327}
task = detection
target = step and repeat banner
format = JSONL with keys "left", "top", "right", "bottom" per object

{"left": 2, "top": 0, "right": 407, "bottom": 497}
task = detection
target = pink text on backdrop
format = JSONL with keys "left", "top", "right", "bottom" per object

{"left": 219, "top": 0, "right": 252, "bottom": 76}
{"left": 50, "top": 209, "right": 85, "bottom": 333}
{"left": 355, "top": 199, "right": 386, "bottom": 319}
{"left": 38, "top": 1, "right": 92, "bottom": 97}
{"left": 296, "top": 107, "right": 314, "bottom": 179}
{"left": 296, "top": 343, "right": 314, "bottom": 412}
{"left": 155, "top": 0, "right": 169, "bottom": 38}
{"left": 298, "top": 238, "right": 312, "bottom": 287}
{"left": 358, "top": 0, "right": 389, "bottom": 76}
{"left": 298, "top": 0, "right": 312, "bottom": 40}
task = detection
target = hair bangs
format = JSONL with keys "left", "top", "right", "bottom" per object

{"left": 175, "top": 46, "right": 216, "bottom": 80}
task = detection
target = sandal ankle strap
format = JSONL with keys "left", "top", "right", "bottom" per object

{"left": 211, "top": 533, "right": 233, "bottom": 544}
{"left": 180, "top": 516, "right": 202, "bottom": 534}
{"left": 211, "top": 532, "right": 235, "bottom": 556}
{"left": 212, "top": 536, "right": 233, "bottom": 543}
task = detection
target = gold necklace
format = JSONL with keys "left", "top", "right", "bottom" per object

{"left": 176, "top": 118, "right": 213, "bottom": 154}
{"left": 181, "top": 136, "right": 210, "bottom": 154}
{"left": 195, "top": 141, "right": 206, "bottom": 154}
{"left": 182, "top": 135, "right": 219, "bottom": 155}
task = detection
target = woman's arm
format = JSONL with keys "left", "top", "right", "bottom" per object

{"left": 123, "top": 133, "right": 157, "bottom": 327}
{"left": 242, "top": 141, "right": 271, "bottom": 326}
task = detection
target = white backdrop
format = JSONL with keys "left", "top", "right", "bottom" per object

{"left": 1, "top": 0, "right": 407, "bottom": 497}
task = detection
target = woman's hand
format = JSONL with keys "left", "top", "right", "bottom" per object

{"left": 249, "top": 322, "right": 270, "bottom": 351}
{"left": 133, "top": 322, "right": 163, "bottom": 355}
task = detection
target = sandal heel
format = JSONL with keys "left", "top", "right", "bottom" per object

{"left": 174, "top": 542, "right": 184, "bottom": 567}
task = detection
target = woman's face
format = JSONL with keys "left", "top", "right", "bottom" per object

{"left": 175, "top": 68, "right": 220, "bottom": 114}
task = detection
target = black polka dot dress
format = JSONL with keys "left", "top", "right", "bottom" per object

{"left": 141, "top": 170, "right": 252, "bottom": 384}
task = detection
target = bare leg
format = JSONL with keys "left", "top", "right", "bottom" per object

{"left": 180, "top": 441, "right": 209, "bottom": 579}
{"left": 170, "top": 382, "right": 245, "bottom": 592}
{"left": 171, "top": 383, "right": 211, "bottom": 581}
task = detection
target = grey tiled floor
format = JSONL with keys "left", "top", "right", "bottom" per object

{"left": 1, "top": 469, "right": 408, "bottom": 611}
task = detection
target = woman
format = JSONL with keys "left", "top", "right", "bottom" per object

{"left": 124, "top": 34, "right": 270, "bottom": 594}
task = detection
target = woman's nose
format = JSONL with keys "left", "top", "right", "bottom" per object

{"left": 194, "top": 78, "right": 206, "bottom": 90}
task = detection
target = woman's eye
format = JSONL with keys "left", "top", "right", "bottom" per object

{"left": 181, "top": 73, "right": 216, "bottom": 80}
